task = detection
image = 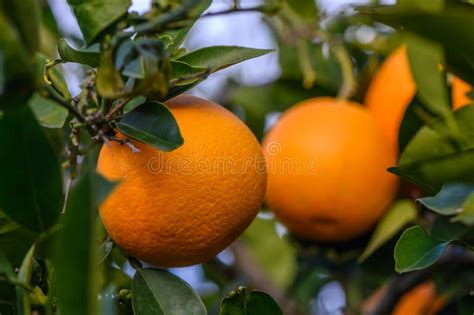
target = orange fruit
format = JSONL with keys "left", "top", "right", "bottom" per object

{"left": 394, "top": 282, "right": 445, "bottom": 315}
{"left": 365, "top": 46, "right": 472, "bottom": 151}
{"left": 97, "top": 94, "right": 267, "bottom": 267}
{"left": 362, "top": 282, "right": 445, "bottom": 315}
{"left": 452, "top": 76, "right": 473, "bottom": 110}
{"left": 364, "top": 46, "right": 416, "bottom": 151}
{"left": 262, "top": 97, "right": 398, "bottom": 242}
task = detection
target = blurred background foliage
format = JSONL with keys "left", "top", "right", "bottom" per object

{"left": 1, "top": 0, "right": 474, "bottom": 314}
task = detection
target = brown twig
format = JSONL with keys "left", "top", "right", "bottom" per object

{"left": 105, "top": 97, "right": 132, "bottom": 121}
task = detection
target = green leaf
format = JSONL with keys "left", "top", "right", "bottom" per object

{"left": 96, "top": 47, "right": 125, "bottom": 98}
{"left": 418, "top": 183, "right": 474, "bottom": 215}
{"left": 124, "top": 95, "right": 146, "bottom": 113}
{"left": 455, "top": 192, "right": 474, "bottom": 225}
{"left": 404, "top": 33, "right": 452, "bottom": 119}
{"left": 359, "top": 200, "right": 417, "bottom": 262}
{"left": 394, "top": 225, "right": 449, "bottom": 273}
{"left": 3, "top": 0, "right": 40, "bottom": 54}
{"left": 29, "top": 93, "right": 68, "bottom": 128}
{"left": 55, "top": 162, "right": 113, "bottom": 315}
{"left": 16, "top": 245, "right": 34, "bottom": 315}
{"left": 162, "top": 0, "right": 212, "bottom": 54}
{"left": 132, "top": 268, "right": 207, "bottom": 315}
{"left": 0, "top": 103, "right": 63, "bottom": 233}
{"left": 397, "top": 105, "right": 474, "bottom": 192}
{"left": 66, "top": 0, "right": 131, "bottom": 44}
{"left": 398, "top": 0, "right": 444, "bottom": 12}
{"left": 429, "top": 216, "right": 468, "bottom": 241}
{"left": 178, "top": 46, "right": 274, "bottom": 74}
{"left": 220, "top": 287, "right": 282, "bottom": 315}
{"left": 57, "top": 38, "right": 100, "bottom": 67}
{"left": 116, "top": 101, "right": 183, "bottom": 151}
{"left": 0, "top": 12, "right": 32, "bottom": 85}
{"left": 0, "top": 210, "right": 20, "bottom": 235}
{"left": 170, "top": 61, "right": 207, "bottom": 86}
{"left": 0, "top": 251, "right": 15, "bottom": 281}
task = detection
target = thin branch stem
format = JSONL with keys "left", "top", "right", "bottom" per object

{"left": 106, "top": 97, "right": 132, "bottom": 121}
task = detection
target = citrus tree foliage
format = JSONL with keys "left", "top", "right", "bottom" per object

{"left": 0, "top": 0, "right": 473, "bottom": 314}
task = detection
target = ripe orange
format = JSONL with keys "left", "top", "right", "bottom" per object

{"left": 262, "top": 97, "right": 398, "bottom": 242}
{"left": 365, "top": 46, "right": 472, "bottom": 151}
{"left": 97, "top": 95, "right": 267, "bottom": 267}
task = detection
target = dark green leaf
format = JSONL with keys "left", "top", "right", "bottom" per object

{"left": 397, "top": 106, "right": 474, "bottom": 192}
{"left": 57, "top": 38, "right": 100, "bottom": 67}
{"left": 398, "top": 0, "right": 444, "bottom": 12}
{"left": 16, "top": 245, "right": 34, "bottom": 315}
{"left": 116, "top": 101, "right": 183, "bottom": 151}
{"left": 398, "top": 100, "right": 424, "bottom": 153}
{"left": 0, "top": 210, "right": 20, "bottom": 235}
{"left": 394, "top": 225, "right": 449, "bottom": 273}
{"left": 246, "top": 291, "right": 283, "bottom": 315}
{"left": 0, "top": 103, "right": 63, "bottom": 233}
{"left": 29, "top": 93, "right": 68, "bottom": 128}
{"left": 55, "top": 163, "right": 112, "bottom": 315}
{"left": 132, "top": 268, "right": 206, "bottom": 315}
{"left": 66, "top": 0, "right": 131, "bottom": 44}
{"left": 178, "top": 46, "right": 274, "bottom": 74}
{"left": 0, "top": 12, "right": 31, "bottom": 85}
{"left": 418, "top": 183, "right": 474, "bottom": 215}
{"left": 359, "top": 200, "right": 417, "bottom": 262}
{"left": 429, "top": 216, "right": 468, "bottom": 242}
{"left": 220, "top": 287, "right": 282, "bottom": 315}
{"left": 97, "top": 47, "right": 125, "bottom": 98}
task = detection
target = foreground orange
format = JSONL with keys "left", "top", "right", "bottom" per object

{"left": 263, "top": 97, "right": 398, "bottom": 242}
{"left": 365, "top": 46, "right": 472, "bottom": 151}
{"left": 97, "top": 95, "right": 267, "bottom": 267}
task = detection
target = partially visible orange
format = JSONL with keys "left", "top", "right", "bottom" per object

{"left": 97, "top": 94, "right": 267, "bottom": 267}
{"left": 362, "top": 281, "right": 445, "bottom": 315}
{"left": 365, "top": 46, "right": 416, "bottom": 151}
{"left": 365, "top": 46, "right": 472, "bottom": 151}
{"left": 452, "top": 76, "right": 473, "bottom": 110}
{"left": 263, "top": 97, "right": 399, "bottom": 242}
{"left": 394, "top": 282, "right": 445, "bottom": 315}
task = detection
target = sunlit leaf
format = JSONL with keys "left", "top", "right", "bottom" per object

{"left": 178, "top": 46, "right": 274, "bottom": 74}
{"left": 132, "top": 268, "right": 207, "bottom": 315}
{"left": 359, "top": 200, "right": 417, "bottom": 262}
{"left": 66, "top": 0, "right": 131, "bottom": 44}
{"left": 455, "top": 192, "right": 474, "bottom": 225}
{"left": 57, "top": 38, "right": 100, "bottom": 67}
{"left": 16, "top": 245, "right": 34, "bottom": 315}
